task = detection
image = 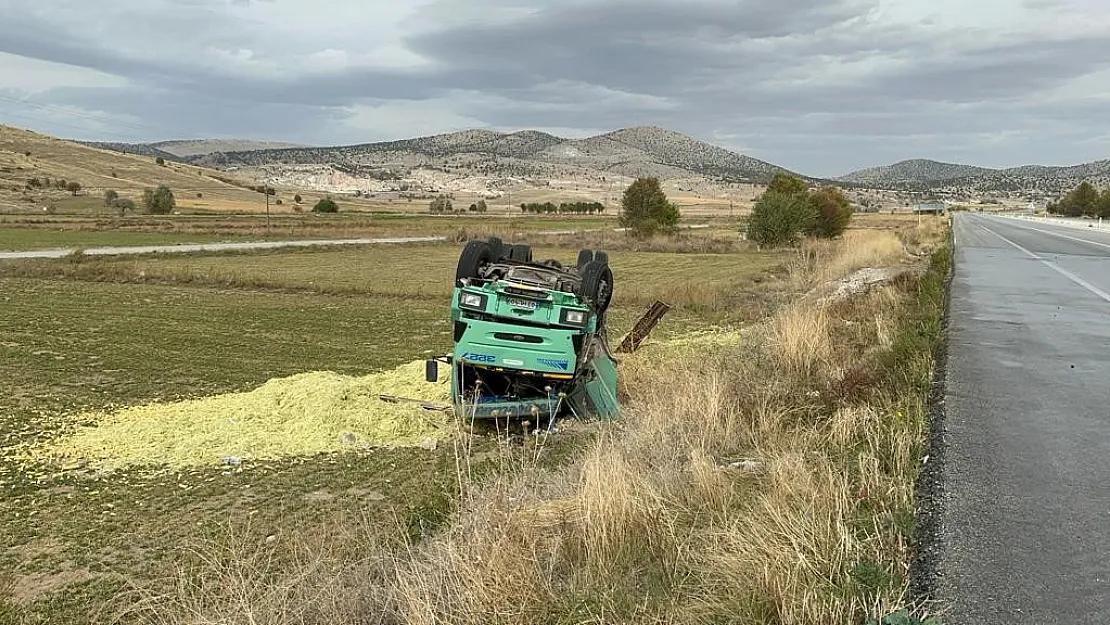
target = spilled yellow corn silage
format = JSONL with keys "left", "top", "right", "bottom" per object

{"left": 28, "top": 360, "right": 450, "bottom": 471}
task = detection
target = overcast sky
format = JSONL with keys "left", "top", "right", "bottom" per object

{"left": 1, "top": 0, "right": 1108, "bottom": 176}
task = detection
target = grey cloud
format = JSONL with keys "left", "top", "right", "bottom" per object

{"left": 1, "top": 0, "right": 1108, "bottom": 176}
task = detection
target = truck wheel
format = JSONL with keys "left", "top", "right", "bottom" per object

{"left": 456, "top": 241, "right": 493, "bottom": 284}
{"left": 577, "top": 249, "right": 594, "bottom": 268}
{"left": 594, "top": 250, "right": 609, "bottom": 265}
{"left": 509, "top": 244, "right": 533, "bottom": 263}
{"left": 487, "top": 237, "right": 505, "bottom": 260}
{"left": 577, "top": 260, "right": 613, "bottom": 311}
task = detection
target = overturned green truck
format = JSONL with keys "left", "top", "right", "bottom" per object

{"left": 426, "top": 238, "right": 619, "bottom": 422}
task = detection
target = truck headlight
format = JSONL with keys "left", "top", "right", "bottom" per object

{"left": 561, "top": 308, "right": 589, "bottom": 326}
{"left": 459, "top": 292, "right": 487, "bottom": 310}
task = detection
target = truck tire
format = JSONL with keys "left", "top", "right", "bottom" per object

{"left": 487, "top": 237, "right": 505, "bottom": 260}
{"left": 594, "top": 250, "right": 609, "bottom": 265}
{"left": 508, "top": 244, "right": 533, "bottom": 263}
{"left": 577, "top": 249, "right": 594, "bottom": 268}
{"left": 456, "top": 241, "right": 494, "bottom": 284}
{"left": 577, "top": 260, "right": 613, "bottom": 312}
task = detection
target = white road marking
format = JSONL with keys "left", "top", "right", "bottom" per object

{"left": 976, "top": 219, "right": 1110, "bottom": 304}
{"left": 1010, "top": 223, "right": 1110, "bottom": 252}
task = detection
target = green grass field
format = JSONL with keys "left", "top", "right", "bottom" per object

{"left": 0, "top": 236, "right": 788, "bottom": 622}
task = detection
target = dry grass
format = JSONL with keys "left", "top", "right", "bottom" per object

{"left": 789, "top": 230, "right": 906, "bottom": 290}
{"left": 125, "top": 222, "right": 949, "bottom": 625}
{"left": 770, "top": 301, "right": 833, "bottom": 379}
{"left": 115, "top": 513, "right": 387, "bottom": 625}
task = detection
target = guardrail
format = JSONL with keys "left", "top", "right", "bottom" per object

{"left": 997, "top": 213, "right": 1106, "bottom": 231}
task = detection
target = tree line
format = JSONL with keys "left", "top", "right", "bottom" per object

{"left": 520, "top": 201, "right": 606, "bottom": 215}
{"left": 26, "top": 177, "right": 83, "bottom": 196}
{"left": 1047, "top": 181, "right": 1110, "bottom": 218}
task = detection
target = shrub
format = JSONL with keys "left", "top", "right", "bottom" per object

{"left": 810, "top": 186, "right": 853, "bottom": 238}
{"left": 313, "top": 197, "right": 339, "bottom": 213}
{"left": 143, "top": 185, "right": 176, "bottom": 214}
{"left": 620, "top": 177, "right": 680, "bottom": 236}
{"left": 767, "top": 172, "right": 809, "bottom": 197}
{"left": 104, "top": 190, "right": 119, "bottom": 206}
{"left": 113, "top": 198, "right": 136, "bottom": 214}
{"left": 294, "top": 194, "right": 303, "bottom": 204}
{"left": 746, "top": 191, "right": 816, "bottom": 246}
{"left": 155, "top": 156, "right": 165, "bottom": 166}
{"left": 66, "top": 181, "right": 82, "bottom": 196}
{"left": 429, "top": 196, "right": 452, "bottom": 214}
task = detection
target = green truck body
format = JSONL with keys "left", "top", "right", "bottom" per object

{"left": 429, "top": 239, "right": 619, "bottom": 422}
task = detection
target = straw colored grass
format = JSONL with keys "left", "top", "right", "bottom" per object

{"left": 770, "top": 301, "right": 833, "bottom": 379}
{"left": 790, "top": 230, "right": 906, "bottom": 290}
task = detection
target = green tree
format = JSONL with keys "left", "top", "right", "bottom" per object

{"left": 746, "top": 191, "right": 816, "bottom": 246}
{"left": 104, "top": 189, "right": 119, "bottom": 206}
{"left": 809, "top": 186, "right": 853, "bottom": 238}
{"left": 620, "top": 177, "right": 680, "bottom": 236}
{"left": 313, "top": 197, "right": 339, "bottom": 213}
{"left": 294, "top": 193, "right": 303, "bottom": 204}
{"left": 1098, "top": 189, "right": 1110, "bottom": 219}
{"left": 66, "top": 181, "right": 82, "bottom": 196}
{"left": 767, "top": 172, "right": 809, "bottom": 197}
{"left": 1072, "top": 181, "right": 1100, "bottom": 217}
{"left": 142, "top": 185, "right": 176, "bottom": 214}
{"left": 155, "top": 156, "right": 165, "bottom": 166}
{"left": 1060, "top": 196, "right": 1082, "bottom": 217}
{"left": 476, "top": 199, "right": 488, "bottom": 213}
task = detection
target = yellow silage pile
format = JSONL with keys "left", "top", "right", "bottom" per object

{"left": 30, "top": 360, "right": 450, "bottom": 471}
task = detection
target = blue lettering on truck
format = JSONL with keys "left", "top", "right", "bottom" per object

{"left": 538, "top": 358, "right": 570, "bottom": 371}
{"left": 461, "top": 352, "right": 496, "bottom": 363}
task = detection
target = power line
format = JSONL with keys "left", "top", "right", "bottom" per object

{"left": 0, "top": 108, "right": 145, "bottom": 142}
{"left": 0, "top": 93, "right": 165, "bottom": 136}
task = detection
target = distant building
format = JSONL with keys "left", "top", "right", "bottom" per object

{"left": 912, "top": 202, "right": 945, "bottom": 214}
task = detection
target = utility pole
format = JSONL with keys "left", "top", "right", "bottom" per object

{"left": 264, "top": 178, "right": 271, "bottom": 237}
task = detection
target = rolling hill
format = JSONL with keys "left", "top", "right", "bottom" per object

{"left": 179, "top": 125, "right": 798, "bottom": 185}
{"left": 837, "top": 158, "right": 1110, "bottom": 193}
{"left": 86, "top": 138, "right": 306, "bottom": 159}
{"left": 0, "top": 125, "right": 272, "bottom": 213}
{"left": 835, "top": 159, "right": 997, "bottom": 185}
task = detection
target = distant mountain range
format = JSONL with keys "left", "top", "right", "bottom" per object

{"left": 93, "top": 126, "right": 800, "bottom": 185}
{"left": 90, "top": 128, "right": 1108, "bottom": 195}
{"left": 836, "top": 158, "right": 1110, "bottom": 193}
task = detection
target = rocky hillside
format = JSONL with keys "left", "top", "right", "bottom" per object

{"left": 838, "top": 158, "right": 1110, "bottom": 193}
{"left": 836, "top": 159, "right": 997, "bottom": 185}
{"left": 181, "top": 126, "right": 796, "bottom": 185}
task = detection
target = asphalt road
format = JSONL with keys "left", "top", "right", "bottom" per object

{"left": 935, "top": 212, "right": 1110, "bottom": 623}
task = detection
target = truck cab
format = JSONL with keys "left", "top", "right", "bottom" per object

{"left": 428, "top": 238, "right": 619, "bottom": 422}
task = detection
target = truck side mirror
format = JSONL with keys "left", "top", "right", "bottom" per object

{"left": 425, "top": 360, "right": 439, "bottom": 383}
